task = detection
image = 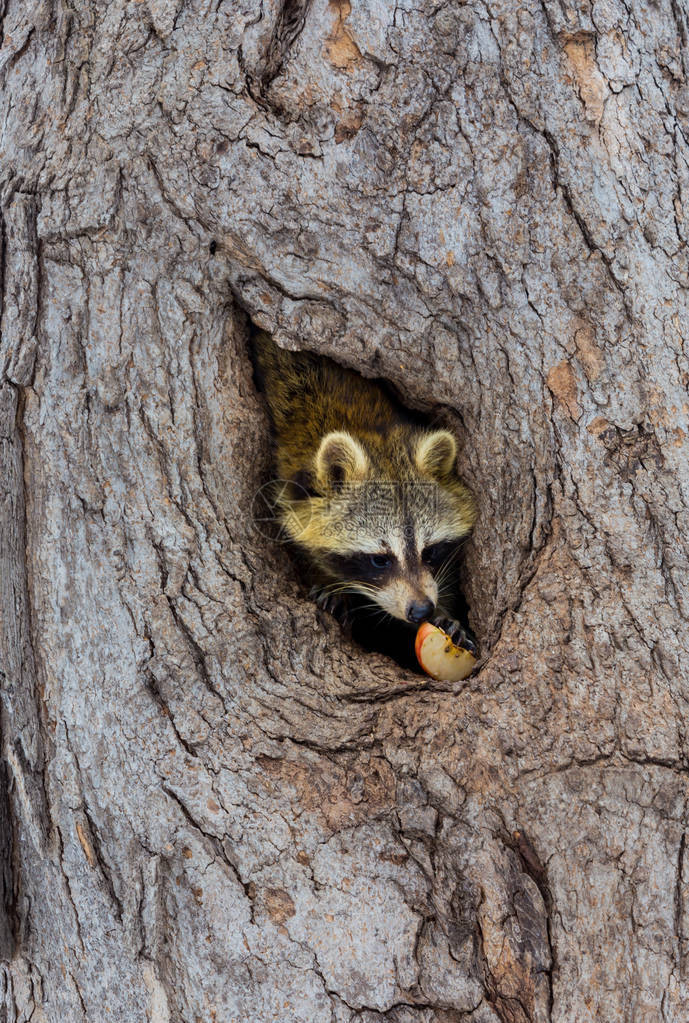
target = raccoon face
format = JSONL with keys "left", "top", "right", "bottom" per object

{"left": 284, "top": 428, "right": 475, "bottom": 624}
{"left": 322, "top": 537, "right": 461, "bottom": 623}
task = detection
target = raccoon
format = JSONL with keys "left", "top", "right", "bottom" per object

{"left": 252, "top": 330, "right": 477, "bottom": 669}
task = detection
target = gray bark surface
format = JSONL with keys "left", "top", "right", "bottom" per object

{"left": 1, "top": 0, "right": 689, "bottom": 1020}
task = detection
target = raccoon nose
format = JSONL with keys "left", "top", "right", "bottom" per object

{"left": 406, "top": 599, "right": 435, "bottom": 624}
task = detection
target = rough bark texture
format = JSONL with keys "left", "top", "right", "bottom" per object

{"left": 1, "top": 0, "right": 689, "bottom": 1020}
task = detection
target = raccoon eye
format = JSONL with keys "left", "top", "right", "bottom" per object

{"left": 421, "top": 541, "right": 458, "bottom": 569}
{"left": 369, "top": 554, "right": 392, "bottom": 570}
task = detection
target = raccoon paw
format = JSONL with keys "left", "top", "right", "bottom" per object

{"left": 431, "top": 616, "right": 477, "bottom": 655}
{"left": 311, "top": 587, "right": 350, "bottom": 624}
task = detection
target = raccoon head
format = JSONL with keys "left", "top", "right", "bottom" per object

{"left": 280, "top": 428, "right": 476, "bottom": 625}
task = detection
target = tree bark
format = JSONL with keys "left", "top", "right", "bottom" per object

{"left": 1, "top": 0, "right": 689, "bottom": 1020}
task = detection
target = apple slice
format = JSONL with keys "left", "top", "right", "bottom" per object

{"left": 415, "top": 622, "right": 477, "bottom": 682}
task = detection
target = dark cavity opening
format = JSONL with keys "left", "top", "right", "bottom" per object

{"left": 246, "top": 318, "right": 477, "bottom": 676}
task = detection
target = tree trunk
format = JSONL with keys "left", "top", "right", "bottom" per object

{"left": 1, "top": 0, "right": 689, "bottom": 1019}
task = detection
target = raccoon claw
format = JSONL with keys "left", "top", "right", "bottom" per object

{"left": 313, "top": 590, "right": 338, "bottom": 615}
{"left": 311, "top": 587, "right": 350, "bottom": 625}
{"left": 431, "top": 616, "right": 477, "bottom": 655}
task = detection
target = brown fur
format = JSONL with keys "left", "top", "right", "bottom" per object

{"left": 253, "top": 330, "right": 476, "bottom": 628}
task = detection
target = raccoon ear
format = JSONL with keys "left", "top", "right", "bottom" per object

{"left": 314, "top": 431, "right": 369, "bottom": 491}
{"left": 414, "top": 430, "right": 457, "bottom": 479}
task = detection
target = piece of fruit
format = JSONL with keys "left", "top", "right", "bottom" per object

{"left": 415, "top": 622, "right": 477, "bottom": 682}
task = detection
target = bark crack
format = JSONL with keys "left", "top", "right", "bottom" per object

{"left": 160, "top": 783, "right": 257, "bottom": 924}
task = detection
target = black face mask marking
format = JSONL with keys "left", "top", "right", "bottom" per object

{"left": 323, "top": 551, "right": 399, "bottom": 583}
{"left": 421, "top": 540, "right": 460, "bottom": 573}
{"left": 403, "top": 515, "right": 418, "bottom": 578}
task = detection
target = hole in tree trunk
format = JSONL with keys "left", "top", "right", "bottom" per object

{"left": 245, "top": 318, "right": 480, "bottom": 677}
